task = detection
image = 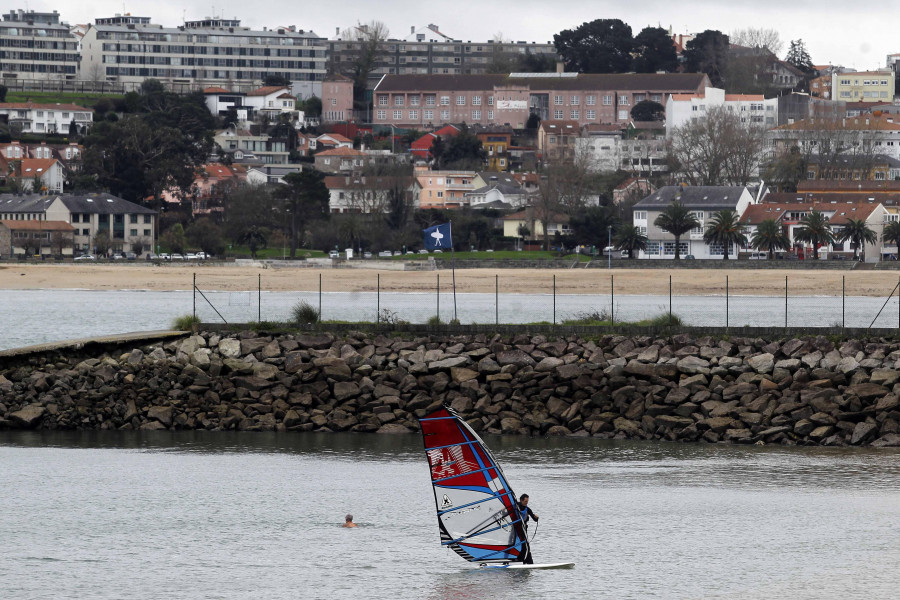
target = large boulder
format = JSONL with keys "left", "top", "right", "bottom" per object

{"left": 8, "top": 405, "right": 45, "bottom": 429}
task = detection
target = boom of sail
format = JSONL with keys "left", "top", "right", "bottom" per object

{"left": 419, "top": 406, "right": 527, "bottom": 564}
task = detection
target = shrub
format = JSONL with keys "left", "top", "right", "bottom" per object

{"left": 647, "top": 312, "right": 684, "bottom": 327}
{"left": 426, "top": 315, "right": 444, "bottom": 326}
{"left": 291, "top": 300, "right": 320, "bottom": 324}
{"left": 564, "top": 307, "right": 613, "bottom": 325}
{"left": 172, "top": 314, "right": 200, "bottom": 331}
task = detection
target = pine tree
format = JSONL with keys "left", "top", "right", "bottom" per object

{"left": 785, "top": 39, "right": 815, "bottom": 75}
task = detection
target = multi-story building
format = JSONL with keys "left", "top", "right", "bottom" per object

{"left": 665, "top": 87, "right": 778, "bottom": 134}
{"left": 321, "top": 75, "right": 354, "bottom": 122}
{"left": 214, "top": 127, "right": 290, "bottom": 165}
{"left": 372, "top": 72, "right": 709, "bottom": 129}
{"left": 0, "top": 9, "right": 80, "bottom": 83}
{"left": 415, "top": 166, "right": 476, "bottom": 209}
{"left": 576, "top": 124, "right": 667, "bottom": 175}
{"left": 0, "top": 102, "right": 93, "bottom": 134}
{"left": 831, "top": 71, "right": 895, "bottom": 103}
{"left": 324, "top": 173, "right": 419, "bottom": 214}
{"left": 632, "top": 186, "right": 757, "bottom": 259}
{"left": 475, "top": 127, "right": 513, "bottom": 171}
{"left": 80, "top": 16, "right": 326, "bottom": 90}
{"left": 328, "top": 23, "right": 558, "bottom": 81}
{"left": 0, "top": 192, "right": 157, "bottom": 256}
{"left": 766, "top": 115, "right": 900, "bottom": 163}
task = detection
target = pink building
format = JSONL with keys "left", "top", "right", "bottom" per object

{"left": 321, "top": 75, "right": 355, "bottom": 123}
{"left": 415, "top": 166, "right": 477, "bottom": 209}
{"left": 372, "top": 73, "right": 709, "bottom": 129}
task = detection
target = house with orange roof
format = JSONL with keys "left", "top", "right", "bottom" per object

{"left": 203, "top": 87, "right": 247, "bottom": 118}
{"left": 244, "top": 86, "right": 297, "bottom": 119}
{"left": 13, "top": 158, "right": 65, "bottom": 193}
{"left": 665, "top": 87, "right": 778, "bottom": 134}
{"left": 0, "top": 219, "right": 75, "bottom": 258}
{"left": 740, "top": 198, "right": 888, "bottom": 261}
{"left": 0, "top": 102, "right": 93, "bottom": 135}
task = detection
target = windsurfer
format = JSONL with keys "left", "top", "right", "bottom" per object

{"left": 517, "top": 494, "right": 538, "bottom": 564}
{"left": 342, "top": 514, "right": 359, "bottom": 528}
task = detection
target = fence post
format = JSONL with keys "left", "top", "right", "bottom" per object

{"left": 437, "top": 273, "right": 440, "bottom": 322}
{"left": 553, "top": 274, "right": 557, "bottom": 325}
{"left": 258, "top": 274, "right": 261, "bottom": 323}
{"left": 377, "top": 274, "right": 381, "bottom": 323}
{"left": 785, "top": 275, "right": 788, "bottom": 330}
{"left": 495, "top": 274, "right": 498, "bottom": 326}
{"left": 318, "top": 273, "right": 322, "bottom": 322}
{"left": 842, "top": 276, "right": 845, "bottom": 330}
{"left": 669, "top": 275, "right": 672, "bottom": 322}
{"left": 611, "top": 274, "right": 615, "bottom": 325}
{"left": 193, "top": 272, "right": 196, "bottom": 320}
{"left": 726, "top": 275, "right": 729, "bottom": 329}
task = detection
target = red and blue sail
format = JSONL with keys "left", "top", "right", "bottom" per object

{"left": 419, "top": 406, "right": 527, "bottom": 564}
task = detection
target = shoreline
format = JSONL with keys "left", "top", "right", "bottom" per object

{"left": 0, "top": 263, "right": 894, "bottom": 297}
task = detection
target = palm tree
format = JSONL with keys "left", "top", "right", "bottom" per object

{"left": 653, "top": 201, "right": 700, "bottom": 260}
{"left": 883, "top": 221, "right": 900, "bottom": 260}
{"left": 615, "top": 226, "right": 648, "bottom": 259}
{"left": 702, "top": 209, "right": 747, "bottom": 260}
{"left": 794, "top": 210, "right": 834, "bottom": 260}
{"left": 837, "top": 218, "right": 878, "bottom": 261}
{"left": 750, "top": 218, "right": 791, "bottom": 259}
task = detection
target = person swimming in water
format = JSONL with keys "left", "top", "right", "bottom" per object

{"left": 342, "top": 514, "right": 359, "bottom": 528}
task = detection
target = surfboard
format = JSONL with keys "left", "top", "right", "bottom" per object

{"left": 481, "top": 562, "right": 575, "bottom": 570}
{"left": 418, "top": 406, "right": 571, "bottom": 570}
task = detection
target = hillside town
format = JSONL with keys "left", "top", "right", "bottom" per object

{"left": 4, "top": 9, "right": 900, "bottom": 262}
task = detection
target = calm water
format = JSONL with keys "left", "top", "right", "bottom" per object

{"left": 2, "top": 288, "right": 899, "bottom": 350}
{"left": 2, "top": 431, "right": 899, "bottom": 599}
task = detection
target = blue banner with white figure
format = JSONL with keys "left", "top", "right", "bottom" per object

{"left": 423, "top": 222, "right": 453, "bottom": 250}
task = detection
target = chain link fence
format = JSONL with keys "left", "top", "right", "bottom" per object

{"left": 191, "top": 272, "right": 900, "bottom": 331}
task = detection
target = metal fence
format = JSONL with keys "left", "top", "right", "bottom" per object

{"left": 191, "top": 272, "right": 900, "bottom": 331}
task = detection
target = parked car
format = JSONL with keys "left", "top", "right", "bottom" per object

{"left": 748, "top": 252, "right": 768, "bottom": 260}
{"left": 158, "top": 253, "right": 171, "bottom": 261}
{"left": 112, "top": 253, "right": 125, "bottom": 260}
{"left": 684, "top": 255, "right": 696, "bottom": 260}
{"left": 417, "top": 249, "right": 428, "bottom": 254}
{"left": 328, "top": 250, "right": 340, "bottom": 259}
{"left": 146, "top": 253, "right": 160, "bottom": 261}
{"left": 363, "top": 251, "right": 373, "bottom": 259}
{"left": 195, "top": 252, "right": 210, "bottom": 260}
{"left": 432, "top": 249, "right": 443, "bottom": 254}
{"left": 170, "top": 253, "right": 185, "bottom": 261}
{"left": 378, "top": 250, "right": 392, "bottom": 258}
{"left": 74, "top": 254, "right": 96, "bottom": 262}
{"left": 185, "top": 253, "right": 199, "bottom": 261}
{"left": 125, "top": 252, "right": 137, "bottom": 261}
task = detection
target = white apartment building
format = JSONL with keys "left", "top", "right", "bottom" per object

{"left": 0, "top": 9, "right": 80, "bottom": 82}
{"left": 80, "top": 16, "right": 326, "bottom": 89}
{"left": 575, "top": 126, "right": 667, "bottom": 175}
{"left": 0, "top": 102, "right": 93, "bottom": 134}
{"left": 665, "top": 87, "right": 778, "bottom": 135}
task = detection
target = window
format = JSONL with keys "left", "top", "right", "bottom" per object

{"left": 487, "top": 110, "right": 494, "bottom": 120}
{"left": 394, "top": 97, "right": 404, "bottom": 106}
{"left": 487, "top": 96, "right": 494, "bottom": 106}
{"left": 472, "top": 110, "right": 481, "bottom": 120}
{"left": 376, "top": 110, "right": 386, "bottom": 120}
{"left": 472, "top": 96, "right": 481, "bottom": 106}
{"left": 618, "top": 110, "right": 628, "bottom": 120}
{"left": 378, "top": 95, "right": 388, "bottom": 106}
{"left": 662, "top": 241, "right": 689, "bottom": 255}
{"left": 554, "top": 95, "right": 563, "bottom": 105}
{"left": 634, "top": 94, "right": 645, "bottom": 102}
{"left": 130, "top": 229, "right": 138, "bottom": 236}
{"left": 409, "top": 110, "right": 418, "bottom": 119}
{"left": 424, "top": 109, "right": 434, "bottom": 120}
{"left": 554, "top": 110, "right": 564, "bottom": 119}
{"left": 651, "top": 94, "right": 661, "bottom": 102}
{"left": 440, "top": 96, "right": 450, "bottom": 105}
{"left": 129, "top": 215, "right": 138, "bottom": 224}
{"left": 571, "top": 96, "right": 580, "bottom": 105}
{"left": 410, "top": 96, "right": 420, "bottom": 106}
{"left": 426, "top": 95, "right": 436, "bottom": 106}
{"left": 709, "top": 242, "right": 730, "bottom": 256}
{"left": 586, "top": 110, "right": 596, "bottom": 120}
{"left": 393, "top": 110, "right": 402, "bottom": 119}
{"left": 440, "top": 110, "right": 449, "bottom": 120}
{"left": 456, "top": 95, "right": 466, "bottom": 105}
{"left": 602, "top": 95, "right": 612, "bottom": 105}
{"left": 586, "top": 95, "right": 596, "bottom": 106}
{"left": 646, "top": 241, "right": 660, "bottom": 255}
{"left": 144, "top": 215, "right": 151, "bottom": 224}
{"left": 571, "top": 110, "right": 579, "bottom": 119}
{"left": 82, "top": 228, "right": 89, "bottom": 236}
{"left": 619, "top": 95, "right": 629, "bottom": 105}
{"left": 634, "top": 211, "right": 647, "bottom": 220}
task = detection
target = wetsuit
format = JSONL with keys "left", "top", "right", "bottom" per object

{"left": 517, "top": 502, "right": 538, "bottom": 564}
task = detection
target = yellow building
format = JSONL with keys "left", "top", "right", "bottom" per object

{"left": 831, "top": 71, "right": 895, "bottom": 102}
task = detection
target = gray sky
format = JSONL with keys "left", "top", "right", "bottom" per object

{"left": 37, "top": 1, "right": 893, "bottom": 71}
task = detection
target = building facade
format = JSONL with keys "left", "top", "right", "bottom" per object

{"left": 372, "top": 72, "right": 709, "bottom": 129}
{"left": 0, "top": 9, "right": 80, "bottom": 83}
{"left": 831, "top": 71, "right": 895, "bottom": 103}
{"left": 80, "top": 16, "right": 326, "bottom": 89}
{"left": 0, "top": 102, "right": 93, "bottom": 134}
{"left": 665, "top": 87, "right": 778, "bottom": 134}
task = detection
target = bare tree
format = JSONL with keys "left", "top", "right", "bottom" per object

{"left": 667, "top": 105, "right": 766, "bottom": 186}
{"left": 49, "top": 230, "right": 74, "bottom": 256}
{"left": 729, "top": 28, "right": 783, "bottom": 55}
{"left": 335, "top": 21, "right": 390, "bottom": 107}
{"left": 535, "top": 148, "right": 598, "bottom": 249}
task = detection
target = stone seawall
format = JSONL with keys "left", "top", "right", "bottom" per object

{"left": 2, "top": 330, "right": 900, "bottom": 447}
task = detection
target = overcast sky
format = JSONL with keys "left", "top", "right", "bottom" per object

{"left": 33, "top": 1, "right": 894, "bottom": 72}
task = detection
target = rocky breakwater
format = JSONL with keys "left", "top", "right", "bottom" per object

{"left": 2, "top": 331, "right": 900, "bottom": 447}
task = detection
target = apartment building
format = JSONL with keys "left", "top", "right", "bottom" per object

{"left": 665, "top": 87, "right": 778, "bottom": 134}
{"left": 831, "top": 71, "right": 895, "bottom": 103}
{"left": 329, "top": 23, "right": 558, "bottom": 81}
{"left": 576, "top": 124, "right": 667, "bottom": 175}
{"left": 0, "top": 9, "right": 80, "bottom": 83}
{"left": 415, "top": 167, "right": 476, "bottom": 209}
{"left": 766, "top": 115, "right": 900, "bottom": 163}
{"left": 80, "top": 16, "right": 326, "bottom": 89}
{"left": 214, "top": 127, "right": 290, "bottom": 165}
{"left": 0, "top": 102, "right": 93, "bottom": 135}
{"left": 372, "top": 72, "right": 709, "bottom": 129}
{"left": 0, "top": 192, "right": 157, "bottom": 255}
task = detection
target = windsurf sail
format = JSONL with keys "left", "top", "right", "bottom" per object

{"left": 419, "top": 406, "right": 527, "bottom": 564}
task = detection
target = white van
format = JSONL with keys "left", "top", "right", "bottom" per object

{"left": 603, "top": 246, "right": 627, "bottom": 259}
{"left": 748, "top": 251, "right": 768, "bottom": 260}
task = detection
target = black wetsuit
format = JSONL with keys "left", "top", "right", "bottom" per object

{"left": 517, "top": 503, "right": 538, "bottom": 564}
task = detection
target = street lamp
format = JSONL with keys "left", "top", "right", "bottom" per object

{"left": 389, "top": 123, "right": 396, "bottom": 154}
{"left": 607, "top": 225, "right": 612, "bottom": 269}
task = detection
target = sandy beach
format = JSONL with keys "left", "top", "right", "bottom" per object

{"left": 1, "top": 263, "right": 898, "bottom": 297}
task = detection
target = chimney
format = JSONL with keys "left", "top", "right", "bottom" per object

{"left": 556, "top": 61, "right": 564, "bottom": 74}
{"left": 336, "top": 27, "right": 340, "bottom": 36}
{"left": 411, "top": 26, "right": 415, "bottom": 34}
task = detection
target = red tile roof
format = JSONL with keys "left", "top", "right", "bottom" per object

{"left": 316, "top": 147, "right": 364, "bottom": 157}
{"left": 247, "top": 86, "right": 290, "bottom": 97}
{"left": 0, "top": 102, "right": 89, "bottom": 111}
{"left": 0, "top": 220, "right": 74, "bottom": 232}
